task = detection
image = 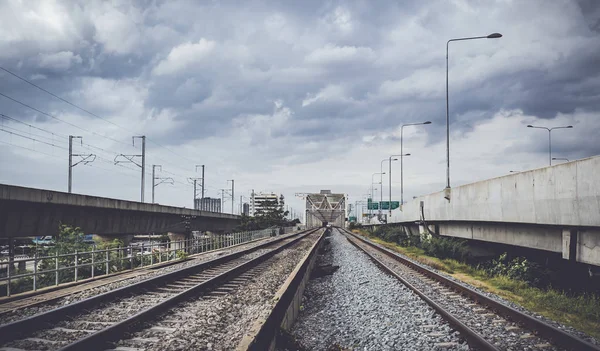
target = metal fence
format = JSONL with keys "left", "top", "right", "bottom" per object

{"left": 0, "top": 227, "right": 296, "bottom": 297}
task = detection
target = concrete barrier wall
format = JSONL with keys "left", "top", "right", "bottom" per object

{"left": 392, "top": 155, "right": 600, "bottom": 227}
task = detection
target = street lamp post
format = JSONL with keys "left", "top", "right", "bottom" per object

{"left": 379, "top": 159, "right": 390, "bottom": 214}
{"left": 446, "top": 33, "right": 502, "bottom": 200}
{"left": 371, "top": 172, "right": 383, "bottom": 217}
{"left": 387, "top": 156, "right": 400, "bottom": 218}
{"left": 527, "top": 125, "right": 573, "bottom": 166}
{"left": 401, "top": 121, "right": 431, "bottom": 208}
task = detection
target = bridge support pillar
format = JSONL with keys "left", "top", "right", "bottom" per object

{"left": 92, "top": 234, "right": 134, "bottom": 246}
{"left": 168, "top": 232, "right": 189, "bottom": 252}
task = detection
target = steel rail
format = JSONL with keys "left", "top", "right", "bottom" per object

{"left": 0, "top": 228, "right": 318, "bottom": 346}
{"left": 341, "top": 228, "right": 498, "bottom": 350}
{"left": 59, "top": 228, "right": 321, "bottom": 351}
{"left": 341, "top": 227, "right": 600, "bottom": 351}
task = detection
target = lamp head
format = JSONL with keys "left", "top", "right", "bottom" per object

{"left": 526, "top": 125, "right": 533, "bottom": 128}
{"left": 567, "top": 125, "right": 573, "bottom": 128}
{"left": 423, "top": 121, "right": 432, "bottom": 124}
{"left": 487, "top": 33, "right": 502, "bottom": 39}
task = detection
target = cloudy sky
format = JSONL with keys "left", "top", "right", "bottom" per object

{"left": 0, "top": 0, "right": 599, "bottom": 220}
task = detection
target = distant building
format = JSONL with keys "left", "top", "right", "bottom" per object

{"left": 250, "top": 191, "right": 284, "bottom": 216}
{"left": 242, "top": 203, "right": 250, "bottom": 216}
{"left": 195, "top": 197, "right": 221, "bottom": 213}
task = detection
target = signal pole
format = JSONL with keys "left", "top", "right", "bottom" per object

{"left": 68, "top": 135, "right": 95, "bottom": 193}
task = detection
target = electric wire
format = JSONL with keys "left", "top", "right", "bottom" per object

{"left": 0, "top": 91, "right": 132, "bottom": 147}
{"left": 1, "top": 66, "right": 199, "bottom": 164}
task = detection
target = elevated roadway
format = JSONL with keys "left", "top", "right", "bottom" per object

{"left": 379, "top": 155, "right": 600, "bottom": 267}
{"left": 0, "top": 184, "right": 240, "bottom": 238}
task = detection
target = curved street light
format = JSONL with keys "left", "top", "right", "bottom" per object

{"left": 401, "top": 121, "right": 431, "bottom": 210}
{"left": 371, "top": 172, "right": 384, "bottom": 217}
{"left": 527, "top": 125, "right": 573, "bottom": 165}
{"left": 446, "top": 33, "right": 502, "bottom": 200}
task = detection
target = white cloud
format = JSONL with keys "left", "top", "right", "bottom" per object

{"left": 305, "top": 44, "right": 376, "bottom": 65}
{"left": 91, "top": 3, "right": 142, "bottom": 55}
{"left": 153, "top": 38, "right": 216, "bottom": 75}
{"left": 37, "top": 51, "right": 82, "bottom": 70}
{"left": 302, "top": 84, "right": 353, "bottom": 107}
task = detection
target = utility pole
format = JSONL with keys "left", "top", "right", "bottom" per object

{"left": 152, "top": 165, "right": 174, "bottom": 203}
{"left": 68, "top": 135, "right": 95, "bottom": 193}
{"left": 227, "top": 180, "right": 234, "bottom": 214}
{"left": 220, "top": 189, "right": 227, "bottom": 213}
{"left": 114, "top": 136, "right": 145, "bottom": 202}
{"left": 189, "top": 165, "right": 204, "bottom": 209}
{"left": 201, "top": 165, "right": 205, "bottom": 199}
{"left": 140, "top": 136, "right": 145, "bottom": 202}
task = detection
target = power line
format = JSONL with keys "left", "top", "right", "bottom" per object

{"left": 1, "top": 66, "right": 125, "bottom": 130}
{"left": 1, "top": 66, "right": 199, "bottom": 165}
{"left": 0, "top": 124, "right": 64, "bottom": 145}
{"left": 1, "top": 113, "right": 68, "bottom": 138}
{"left": 0, "top": 91, "right": 131, "bottom": 147}
{"left": 0, "top": 139, "right": 64, "bottom": 159}
{"left": 0, "top": 127, "right": 69, "bottom": 150}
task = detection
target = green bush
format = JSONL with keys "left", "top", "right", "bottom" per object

{"left": 348, "top": 222, "right": 361, "bottom": 230}
{"left": 421, "top": 236, "right": 470, "bottom": 261}
{"left": 176, "top": 250, "right": 188, "bottom": 260}
{"left": 479, "top": 252, "right": 551, "bottom": 288}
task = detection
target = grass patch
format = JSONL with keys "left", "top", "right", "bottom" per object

{"left": 351, "top": 228, "right": 600, "bottom": 340}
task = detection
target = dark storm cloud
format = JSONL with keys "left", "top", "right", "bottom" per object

{"left": 1, "top": 0, "right": 600, "bottom": 164}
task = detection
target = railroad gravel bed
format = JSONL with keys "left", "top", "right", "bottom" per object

{"left": 1, "top": 233, "right": 313, "bottom": 350}
{"left": 354, "top": 233, "right": 600, "bottom": 348}
{"left": 113, "top": 233, "right": 320, "bottom": 351}
{"left": 350, "top": 235, "right": 558, "bottom": 350}
{"left": 288, "top": 229, "right": 468, "bottom": 351}
{"left": 1, "top": 234, "right": 292, "bottom": 324}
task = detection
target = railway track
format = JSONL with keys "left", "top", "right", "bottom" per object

{"left": 341, "top": 227, "right": 600, "bottom": 351}
{"left": 0, "top": 228, "right": 321, "bottom": 351}
{"left": 0, "top": 232, "right": 298, "bottom": 320}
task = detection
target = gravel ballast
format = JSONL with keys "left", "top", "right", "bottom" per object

{"left": 1, "top": 233, "right": 296, "bottom": 324}
{"left": 351, "top": 231, "right": 600, "bottom": 349}
{"left": 112, "top": 232, "right": 321, "bottom": 351}
{"left": 0, "top": 233, "right": 313, "bottom": 350}
{"left": 288, "top": 229, "right": 468, "bottom": 351}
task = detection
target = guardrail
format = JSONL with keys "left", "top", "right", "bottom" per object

{"left": 0, "top": 227, "right": 300, "bottom": 297}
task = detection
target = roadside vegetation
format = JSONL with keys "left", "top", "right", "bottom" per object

{"left": 235, "top": 199, "right": 300, "bottom": 231}
{"left": 1, "top": 225, "right": 172, "bottom": 296}
{"left": 349, "top": 223, "right": 600, "bottom": 340}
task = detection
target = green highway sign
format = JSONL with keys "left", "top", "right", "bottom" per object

{"left": 380, "top": 201, "right": 400, "bottom": 210}
{"left": 367, "top": 201, "right": 400, "bottom": 210}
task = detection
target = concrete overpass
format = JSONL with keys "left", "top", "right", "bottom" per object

{"left": 0, "top": 184, "right": 240, "bottom": 238}
{"left": 379, "top": 155, "right": 600, "bottom": 267}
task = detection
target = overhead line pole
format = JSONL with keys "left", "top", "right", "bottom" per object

{"left": 227, "top": 179, "right": 235, "bottom": 214}
{"left": 68, "top": 135, "right": 95, "bottom": 193}
{"left": 114, "top": 135, "right": 146, "bottom": 202}
{"left": 152, "top": 165, "right": 174, "bottom": 204}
